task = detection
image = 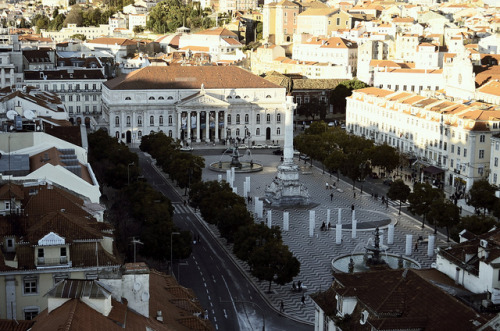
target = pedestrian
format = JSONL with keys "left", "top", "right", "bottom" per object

{"left": 280, "top": 300, "right": 284, "bottom": 312}
{"left": 298, "top": 280, "right": 302, "bottom": 291}
{"left": 327, "top": 222, "right": 331, "bottom": 230}
{"left": 204, "top": 309, "right": 208, "bottom": 320}
{"left": 353, "top": 192, "right": 356, "bottom": 198}
{"left": 321, "top": 221, "right": 326, "bottom": 231}
{"left": 351, "top": 204, "right": 355, "bottom": 213}
{"left": 459, "top": 206, "right": 462, "bottom": 214}
{"left": 414, "top": 242, "right": 418, "bottom": 252}
{"left": 301, "top": 294, "right": 306, "bottom": 306}
{"left": 292, "top": 282, "right": 296, "bottom": 291}
{"left": 333, "top": 182, "right": 336, "bottom": 187}
{"left": 330, "top": 192, "right": 334, "bottom": 201}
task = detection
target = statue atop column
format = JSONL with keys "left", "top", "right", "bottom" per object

{"left": 265, "top": 96, "right": 310, "bottom": 206}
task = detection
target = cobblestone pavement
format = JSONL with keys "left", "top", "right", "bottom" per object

{"left": 199, "top": 154, "right": 451, "bottom": 325}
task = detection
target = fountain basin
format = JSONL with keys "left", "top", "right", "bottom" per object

{"left": 208, "top": 161, "right": 263, "bottom": 173}
{"left": 332, "top": 253, "right": 420, "bottom": 273}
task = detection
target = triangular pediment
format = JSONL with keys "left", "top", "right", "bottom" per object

{"left": 38, "top": 231, "right": 65, "bottom": 246}
{"left": 176, "top": 92, "right": 230, "bottom": 108}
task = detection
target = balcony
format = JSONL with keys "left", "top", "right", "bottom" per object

{"left": 37, "top": 256, "right": 70, "bottom": 267}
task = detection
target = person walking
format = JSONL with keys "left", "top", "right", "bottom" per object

{"left": 301, "top": 294, "right": 306, "bottom": 306}
{"left": 351, "top": 204, "right": 355, "bottom": 213}
{"left": 414, "top": 242, "right": 418, "bottom": 252}
{"left": 330, "top": 192, "right": 334, "bottom": 201}
{"left": 298, "top": 280, "right": 302, "bottom": 291}
{"left": 280, "top": 300, "right": 285, "bottom": 312}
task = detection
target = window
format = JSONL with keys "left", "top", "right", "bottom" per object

{"left": 464, "top": 149, "right": 467, "bottom": 157}
{"left": 150, "top": 116, "right": 154, "bottom": 126}
{"left": 266, "top": 114, "right": 271, "bottom": 123}
{"left": 236, "top": 128, "right": 240, "bottom": 136}
{"left": 479, "top": 167, "right": 484, "bottom": 176}
{"left": 23, "top": 277, "right": 38, "bottom": 295}
{"left": 256, "top": 128, "right": 260, "bottom": 136}
{"left": 236, "top": 114, "right": 240, "bottom": 124}
{"left": 296, "top": 96, "right": 302, "bottom": 104}
{"left": 7, "top": 238, "right": 13, "bottom": 247}
{"left": 266, "top": 95, "right": 271, "bottom": 98}
{"left": 149, "top": 96, "right": 155, "bottom": 100}
{"left": 76, "top": 95, "right": 80, "bottom": 102}
{"left": 168, "top": 115, "right": 173, "bottom": 125}
{"left": 85, "top": 95, "right": 89, "bottom": 102}
{"left": 159, "top": 115, "right": 164, "bottom": 126}
{"left": 227, "top": 114, "right": 231, "bottom": 124}
{"left": 450, "top": 159, "right": 454, "bottom": 168}
{"left": 167, "top": 96, "right": 173, "bottom": 100}
{"left": 159, "top": 96, "right": 164, "bottom": 100}
{"left": 479, "top": 150, "right": 485, "bottom": 159}
{"left": 93, "top": 106, "right": 97, "bottom": 113}
{"left": 138, "top": 116, "right": 142, "bottom": 126}
{"left": 256, "top": 114, "right": 261, "bottom": 124}
{"left": 451, "top": 145, "right": 454, "bottom": 153}
{"left": 244, "top": 114, "right": 249, "bottom": 124}
{"left": 336, "top": 17, "right": 340, "bottom": 25}
{"left": 125, "top": 97, "right": 131, "bottom": 100}
{"left": 24, "top": 307, "right": 39, "bottom": 320}
{"left": 68, "top": 106, "right": 73, "bottom": 113}
{"left": 495, "top": 157, "right": 498, "bottom": 167}
{"left": 68, "top": 95, "right": 73, "bottom": 102}
{"left": 457, "top": 147, "right": 460, "bottom": 155}
{"left": 277, "top": 127, "right": 281, "bottom": 135}
{"left": 480, "top": 134, "right": 485, "bottom": 142}
{"left": 304, "top": 96, "right": 310, "bottom": 103}
{"left": 115, "top": 116, "right": 120, "bottom": 127}
{"left": 277, "top": 113, "right": 281, "bottom": 123}
{"left": 138, "top": 131, "right": 142, "bottom": 139}
{"left": 85, "top": 106, "right": 89, "bottom": 113}
{"left": 126, "top": 116, "right": 131, "bottom": 127}
{"left": 60, "top": 95, "right": 65, "bottom": 101}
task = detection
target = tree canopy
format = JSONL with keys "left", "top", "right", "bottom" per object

{"left": 387, "top": 179, "right": 410, "bottom": 214}
{"left": 330, "top": 79, "right": 369, "bottom": 113}
{"left": 467, "top": 179, "right": 497, "bottom": 215}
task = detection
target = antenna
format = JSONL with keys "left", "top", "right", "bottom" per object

{"left": 130, "top": 237, "right": 144, "bottom": 263}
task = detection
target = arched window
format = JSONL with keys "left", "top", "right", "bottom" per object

{"left": 168, "top": 115, "right": 173, "bottom": 125}
{"left": 159, "top": 115, "right": 164, "bottom": 126}
{"left": 256, "top": 114, "right": 261, "bottom": 124}
{"left": 236, "top": 128, "right": 240, "bottom": 136}
{"left": 167, "top": 96, "right": 173, "bottom": 100}
{"left": 115, "top": 131, "right": 120, "bottom": 139}
{"left": 158, "top": 96, "right": 164, "bottom": 100}
{"left": 244, "top": 95, "right": 249, "bottom": 99}
{"left": 236, "top": 114, "right": 240, "bottom": 124}
{"left": 137, "top": 116, "right": 142, "bottom": 126}
{"left": 266, "top": 95, "right": 271, "bottom": 98}
{"left": 150, "top": 116, "right": 154, "bottom": 126}
{"left": 244, "top": 114, "right": 249, "bottom": 124}
{"left": 227, "top": 114, "right": 232, "bottom": 124}
{"left": 168, "top": 130, "right": 172, "bottom": 137}
{"left": 126, "top": 116, "right": 131, "bottom": 126}
{"left": 227, "top": 96, "right": 232, "bottom": 99}
{"left": 115, "top": 116, "right": 119, "bottom": 127}
{"left": 266, "top": 114, "right": 271, "bottom": 123}
{"left": 256, "top": 128, "right": 260, "bottom": 136}
{"left": 235, "top": 95, "right": 241, "bottom": 99}
{"left": 277, "top": 127, "right": 281, "bottom": 135}
{"left": 125, "top": 97, "right": 131, "bottom": 100}
{"left": 149, "top": 96, "right": 155, "bottom": 100}
{"left": 138, "top": 131, "right": 142, "bottom": 138}
{"left": 277, "top": 113, "right": 281, "bottom": 123}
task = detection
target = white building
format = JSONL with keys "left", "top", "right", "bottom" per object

{"left": 101, "top": 66, "right": 288, "bottom": 145}
{"left": 346, "top": 87, "right": 500, "bottom": 192}
{"left": 41, "top": 24, "right": 110, "bottom": 43}
{"left": 128, "top": 14, "right": 147, "bottom": 31}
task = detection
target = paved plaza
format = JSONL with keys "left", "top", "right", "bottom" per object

{"left": 199, "top": 153, "right": 451, "bottom": 325}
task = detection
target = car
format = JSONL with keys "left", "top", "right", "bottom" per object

{"left": 340, "top": 124, "right": 346, "bottom": 130}
{"left": 299, "top": 154, "right": 310, "bottom": 161}
{"left": 328, "top": 122, "right": 335, "bottom": 127}
{"left": 252, "top": 144, "right": 268, "bottom": 149}
{"left": 180, "top": 146, "right": 193, "bottom": 152}
{"left": 383, "top": 178, "right": 393, "bottom": 186}
{"left": 267, "top": 144, "right": 280, "bottom": 149}
{"left": 273, "top": 149, "right": 284, "bottom": 155}
{"left": 238, "top": 144, "right": 249, "bottom": 149}
{"left": 293, "top": 149, "right": 300, "bottom": 155}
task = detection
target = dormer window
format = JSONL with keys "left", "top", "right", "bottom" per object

{"left": 167, "top": 96, "right": 173, "bottom": 100}
{"left": 125, "top": 97, "right": 131, "bottom": 100}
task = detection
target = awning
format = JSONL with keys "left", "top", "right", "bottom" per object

{"left": 423, "top": 166, "right": 444, "bottom": 175}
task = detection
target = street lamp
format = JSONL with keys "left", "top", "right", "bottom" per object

{"left": 127, "top": 162, "right": 134, "bottom": 185}
{"left": 170, "top": 232, "right": 180, "bottom": 275}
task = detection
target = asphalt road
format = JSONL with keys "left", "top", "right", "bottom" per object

{"left": 135, "top": 149, "right": 312, "bottom": 331}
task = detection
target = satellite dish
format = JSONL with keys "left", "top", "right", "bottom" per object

{"left": 6, "top": 110, "right": 17, "bottom": 120}
{"left": 24, "top": 109, "right": 35, "bottom": 120}
{"left": 133, "top": 282, "right": 141, "bottom": 291}
{"left": 141, "top": 292, "right": 150, "bottom": 302}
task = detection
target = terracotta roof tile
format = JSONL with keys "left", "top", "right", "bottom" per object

{"left": 478, "top": 80, "right": 500, "bottom": 96}
{"left": 86, "top": 37, "right": 137, "bottom": 46}
{"left": 104, "top": 66, "right": 281, "bottom": 90}
{"left": 196, "top": 27, "right": 238, "bottom": 37}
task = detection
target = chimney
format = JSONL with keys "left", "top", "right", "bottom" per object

{"left": 156, "top": 311, "right": 163, "bottom": 322}
{"left": 455, "top": 267, "right": 460, "bottom": 285}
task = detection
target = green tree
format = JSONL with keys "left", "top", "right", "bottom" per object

{"left": 248, "top": 240, "right": 300, "bottom": 293}
{"left": 33, "top": 14, "right": 49, "bottom": 30}
{"left": 454, "top": 215, "right": 497, "bottom": 239}
{"left": 233, "top": 222, "right": 282, "bottom": 261}
{"left": 217, "top": 204, "right": 254, "bottom": 243}
{"left": 330, "top": 79, "right": 369, "bottom": 113}
{"left": 49, "top": 14, "right": 66, "bottom": 31}
{"left": 387, "top": 179, "right": 410, "bottom": 214}
{"left": 427, "top": 199, "right": 460, "bottom": 240}
{"left": 370, "top": 143, "right": 400, "bottom": 175}
{"left": 133, "top": 25, "right": 145, "bottom": 34}
{"left": 324, "top": 149, "right": 346, "bottom": 182}
{"left": 297, "top": 98, "right": 327, "bottom": 121}
{"left": 64, "top": 6, "right": 83, "bottom": 26}
{"left": 408, "top": 182, "right": 443, "bottom": 228}
{"left": 467, "top": 179, "right": 497, "bottom": 215}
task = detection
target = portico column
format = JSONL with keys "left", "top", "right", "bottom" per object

{"left": 177, "top": 112, "right": 181, "bottom": 139}
{"left": 1, "top": 69, "right": 5, "bottom": 88}
{"left": 187, "top": 112, "right": 191, "bottom": 141}
{"left": 196, "top": 111, "right": 201, "bottom": 142}
{"left": 224, "top": 111, "right": 228, "bottom": 140}
{"left": 215, "top": 111, "right": 219, "bottom": 141}
{"left": 205, "top": 111, "right": 210, "bottom": 141}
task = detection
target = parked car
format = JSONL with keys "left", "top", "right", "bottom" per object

{"left": 238, "top": 144, "right": 249, "bottom": 149}
{"left": 180, "top": 146, "right": 193, "bottom": 152}
{"left": 273, "top": 149, "right": 284, "bottom": 155}
{"left": 252, "top": 144, "right": 268, "bottom": 149}
{"left": 293, "top": 149, "right": 300, "bottom": 155}
{"left": 268, "top": 144, "right": 280, "bottom": 149}
{"left": 383, "top": 178, "right": 393, "bottom": 186}
{"left": 299, "top": 154, "right": 310, "bottom": 161}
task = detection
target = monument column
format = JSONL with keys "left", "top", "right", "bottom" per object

{"left": 215, "top": 111, "right": 219, "bottom": 141}
{"left": 205, "top": 111, "right": 210, "bottom": 141}
{"left": 196, "top": 111, "right": 201, "bottom": 142}
{"left": 177, "top": 112, "right": 181, "bottom": 139}
{"left": 187, "top": 112, "right": 191, "bottom": 141}
{"left": 283, "top": 96, "right": 295, "bottom": 164}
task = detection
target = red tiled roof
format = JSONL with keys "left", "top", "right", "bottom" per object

{"left": 104, "top": 66, "right": 282, "bottom": 90}
{"left": 86, "top": 37, "right": 137, "bottom": 46}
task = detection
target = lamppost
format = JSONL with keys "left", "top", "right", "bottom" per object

{"left": 170, "top": 232, "right": 180, "bottom": 275}
{"left": 127, "top": 162, "right": 134, "bottom": 185}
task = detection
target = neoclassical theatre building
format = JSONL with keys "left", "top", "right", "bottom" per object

{"left": 101, "top": 66, "right": 289, "bottom": 145}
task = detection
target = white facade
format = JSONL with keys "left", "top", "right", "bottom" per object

{"left": 128, "top": 14, "right": 147, "bottom": 31}
{"left": 41, "top": 24, "right": 110, "bottom": 43}
{"left": 346, "top": 87, "right": 500, "bottom": 192}
{"left": 101, "top": 66, "right": 288, "bottom": 146}
{"left": 292, "top": 36, "right": 357, "bottom": 71}
{"left": 373, "top": 68, "right": 444, "bottom": 94}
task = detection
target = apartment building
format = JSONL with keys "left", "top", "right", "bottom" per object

{"left": 346, "top": 87, "right": 500, "bottom": 192}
